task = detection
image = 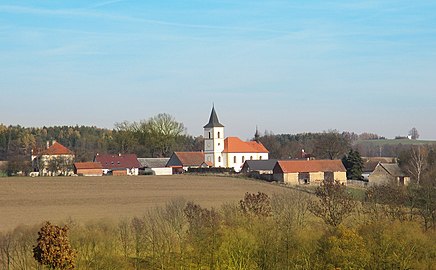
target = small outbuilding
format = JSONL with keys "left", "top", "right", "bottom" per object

{"left": 273, "top": 159, "right": 347, "bottom": 185}
{"left": 138, "top": 158, "right": 172, "bottom": 175}
{"left": 241, "top": 159, "right": 277, "bottom": 175}
{"left": 368, "top": 163, "right": 410, "bottom": 186}
{"left": 73, "top": 162, "right": 103, "bottom": 176}
{"left": 166, "top": 152, "right": 208, "bottom": 173}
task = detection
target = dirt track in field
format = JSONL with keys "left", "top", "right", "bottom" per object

{"left": 0, "top": 175, "right": 285, "bottom": 231}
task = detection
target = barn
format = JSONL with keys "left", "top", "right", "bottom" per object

{"left": 273, "top": 159, "right": 347, "bottom": 185}
{"left": 73, "top": 162, "right": 103, "bottom": 176}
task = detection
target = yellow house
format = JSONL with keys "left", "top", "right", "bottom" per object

{"left": 273, "top": 159, "right": 347, "bottom": 185}
{"left": 31, "top": 141, "right": 75, "bottom": 176}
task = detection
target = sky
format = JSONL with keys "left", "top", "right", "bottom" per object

{"left": 1, "top": 0, "right": 435, "bottom": 140}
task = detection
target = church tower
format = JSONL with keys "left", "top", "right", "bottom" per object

{"left": 203, "top": 106, "right": 224, "bottom": 167}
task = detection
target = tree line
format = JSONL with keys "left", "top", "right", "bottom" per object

{"left": 1, "top": 183, "right": 435, "bottom": 269}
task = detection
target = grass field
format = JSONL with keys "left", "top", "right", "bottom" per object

{"left": 354, "top": 139, "right": 436, "bottom": 147}
{"left": 0, "top": 175, "right": 286, "bottom": 232}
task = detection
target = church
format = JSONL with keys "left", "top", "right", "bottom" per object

{"left": 203, "top": 106, "right": 269, "bottom": 172}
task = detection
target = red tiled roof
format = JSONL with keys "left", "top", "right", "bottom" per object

{"left": 223, "top": 137, "right": 269, "bottom": 153}
{"left": 276, "top": 160, "right": 346, "bottom": 173}
{"left": 39, "top": 142, "right": 73, "bottom": 156}
{"left": 95, "top": 154, "right": 141, "bottom": 169}
{"left": 173, "top": 152, "right": 205, "bottom": 166}
{"left": 74, "top": 162, "right": 103, "bottom": 170}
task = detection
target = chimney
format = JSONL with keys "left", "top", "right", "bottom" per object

{"left": 118, "top": 153, "right": 121, "bottom": 156}
{"left": 46, "top": 141, "right": 50, "bottom": 149}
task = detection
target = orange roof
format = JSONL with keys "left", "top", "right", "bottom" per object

{"left": 40, "top": 142, "right": 74, "bottom": 156}
{"left": 223, "top": 137, "right": 269, "bottom": 153}
{"left": 74, "top": 162, "right": 103, "bottom": 170}
{"left": 276, "top": 160, "right": 346, "bottom": 173}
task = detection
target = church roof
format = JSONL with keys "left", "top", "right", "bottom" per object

{"left": 203, "top": 106, "right": 224, "bottom": 128}
{"left": 223, "top": 137, "right": 269, "bottom": 153}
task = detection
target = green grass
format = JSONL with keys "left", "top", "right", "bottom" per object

{"left": 354, "top": 139, "right": 436, "bottom": 147}
{"left": 347, "top": 186, "right": 366, "bottom": 201}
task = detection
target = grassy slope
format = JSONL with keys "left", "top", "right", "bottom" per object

{"left": 354, "top": 139, "right": 436, "bottom": 147}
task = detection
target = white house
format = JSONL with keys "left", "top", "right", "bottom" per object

{"left": 203, "top": 106, "right": 269, "bottom": 172}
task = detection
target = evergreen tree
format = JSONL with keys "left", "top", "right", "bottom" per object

{"left": 342, "top": 149, "right": 364, "bottom": 180}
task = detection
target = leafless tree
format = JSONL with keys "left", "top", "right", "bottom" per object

{"left": 309, "top": 180, "right": 356, "bottom": 226}
{"left": 407, "top": 145, "right": 427, "bottom": 184}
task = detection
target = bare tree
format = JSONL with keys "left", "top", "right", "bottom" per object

{"left": 309, "top": 180, "right": 356, "bottom": 226}
{"left": 407, "top": 145, "right": 427, "bottom": 184}
{"left": 313, "top": 130, "right": 351, "bottom": 160}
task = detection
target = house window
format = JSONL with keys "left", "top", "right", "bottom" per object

{"left": 259, "top": 156, "right": 262, "bottom": 160}
{"left": 218, "top": 156, "right": 221, "bottom": 163}
{"left": 207, "top": 156, "right": 211, "bottom": 162}
{"left": 233, "top": 156, "right": 237, "bottom": 163}
{"left": 250, "top": 156, "right": 253, "bottom": 160}
{"left": 209, "top": 132, "right": 211, "bottom": 139}
{"left": 217, "top": 132, "right": 221, "bottom": 138}
{"left": 242, "top": 156, "right": 245, "bottom": 163}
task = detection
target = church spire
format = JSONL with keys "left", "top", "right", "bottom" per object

{"left": 203, "top": 105, "right": 224, "bottom": 128}
{"left": 254, "top": 126, "right": 260, "bottom": 142}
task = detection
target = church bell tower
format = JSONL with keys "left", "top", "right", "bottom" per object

{"left": 203, "top": 106, "right": 224, "bottom": 167}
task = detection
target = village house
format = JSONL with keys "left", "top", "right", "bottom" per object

{"left": 273, "top": 159, "right": 347, "bottom": 185}
{"left": 94, "top": 153, "right": 141, "bottom": 176}
{"left": 31, "top": 141, "right": 75, "bottom": 176}
{"left": 368, "top": 163, "right": 410, "bottom": 186}
{"left": 166, "top": 152, "right": 210, "bottom": 173}
{"left": 203, "top": 106, "right": 269, "bottom": 172}
{"left": 73, "top": 162, "right": 103, "bottom": 176}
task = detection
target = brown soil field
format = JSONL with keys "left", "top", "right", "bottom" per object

{"left": 0, "top": 175, "right": 286, "bottom": 232}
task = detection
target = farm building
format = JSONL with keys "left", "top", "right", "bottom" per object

{"left": 273, "top": 159, "right": 347, "bottom": 185}
{"left": 166, "top": 152, "right": 210, "bottom": 173}
{"left": 138, "top": 158, "right": 172, "bottom": 175}
{"left": 31, "top": 141, "right": 75, "bottom": 176}
{"left": 94, "top": 153, "right": 141, "bottom": 175}
{"left": 362, "top": 157, "right": 397, "bottom": 180}
{"left": 241, "top": 159, "right": 278, "bottom": 175}
{"left": 74, "top": 162, "right": 103, "bottom": 176}
{"left": 368, "top": 163, "right": 410, "bottom": 186}
{"left": 203, "top": 106, "right": 269, "bottom": 172}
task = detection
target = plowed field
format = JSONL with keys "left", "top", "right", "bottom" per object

{"left": 0, "top": 175, "right": 285, "bottom": 231}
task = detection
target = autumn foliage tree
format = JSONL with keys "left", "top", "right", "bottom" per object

{"left": 33, "top": 222, "right": 76, "bottom": 270}
{"left": 239, "top": 192, "right": 272, "bottom": 217}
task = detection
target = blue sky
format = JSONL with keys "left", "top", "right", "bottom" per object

{"left": 1, "top": 0, "right": 435, "bottom": 139}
